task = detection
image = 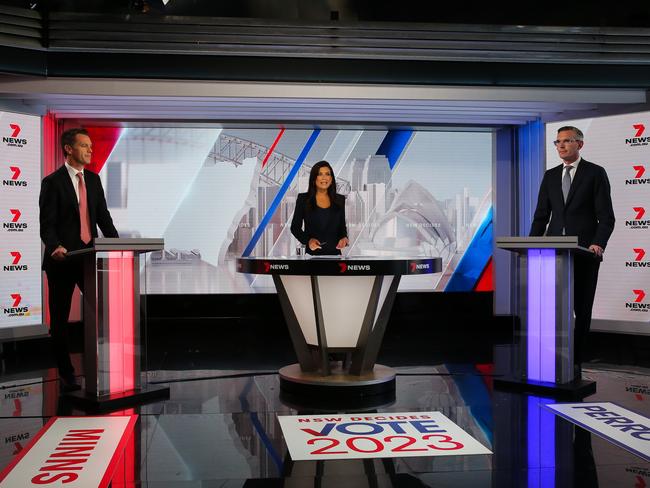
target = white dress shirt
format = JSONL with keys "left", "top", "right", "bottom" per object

{"left": 64, "top": 161, "right": 85, "bottom": 203}
{"left": 561, "top": 157, "right": 581, "bottom": 185}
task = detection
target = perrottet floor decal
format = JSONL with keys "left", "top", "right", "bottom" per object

{"left": 546, "top": 402, "right": 650, "bottom": 461}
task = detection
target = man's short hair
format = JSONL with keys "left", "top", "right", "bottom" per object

{"left": 61, "top": 128, "right": 89, "bottom": 157}
{"left": 557, "top": 126, "right": 584, "bottom": 141}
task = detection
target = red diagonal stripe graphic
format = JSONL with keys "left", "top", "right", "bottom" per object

{"left": 634, "top": 165, "right": 646, "bottom": 178}
{"left": 11, "top": 293, "right": 21, "bottom": 307}
{"left": 634, "top": 124, "right": 646, "bottom": 137}
{"left": 85, "top": 127, "right": 123, "bottom": 174}
{"left": 634, "top": 207, "right": 646, "bottom": 219}
{"left": 9, "top": 209, "right": 21, "bottom": 222}
{"left": 634, "top": 290, "right": 646, "bottom": 303}
{"left": 635, "top": 248, "right": 646, "bottom": 261}
{"left": 9, "top": 166, "right": 20, "bottom": 179}
{"left": 10, "top": 251, "right": 21, "bottom": 264}
{"left": 261, "top": 128, "right": 285, "bottom": 169}
{"left": 9, "top": 123, "right": 20, "bottom": 137}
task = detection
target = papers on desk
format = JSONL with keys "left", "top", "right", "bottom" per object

{"left": 307, "top": 255, "right": 343, "bottom": 260}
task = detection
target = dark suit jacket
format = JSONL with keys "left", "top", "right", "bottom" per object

{"left": 39, "top": 165, "right": 118, "bottom": 270}
{"left": 291, "top": 192, "right": 347, "bottom": 255}
{"left": 529, "top": 159, "right": 615, "bottom": 249}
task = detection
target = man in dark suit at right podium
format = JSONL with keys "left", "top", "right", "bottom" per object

{"left": 530, "top": 125, "right": 615, "bottom": 375}
{"left": 40, "top": 128, "right": 119, "bottom": 391}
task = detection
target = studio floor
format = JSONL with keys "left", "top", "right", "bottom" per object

{"left": 2, "top": 357, "right": 650, "bottom": 487}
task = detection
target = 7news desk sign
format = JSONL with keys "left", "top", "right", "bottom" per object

{"left": 278, "top": 412, "right": 491, "bottom": 461}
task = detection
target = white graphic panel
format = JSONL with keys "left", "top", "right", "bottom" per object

{"left": 0, "top": 112, "right": 42, "bottom": 329}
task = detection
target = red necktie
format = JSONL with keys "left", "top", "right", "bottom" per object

{"left": 76, "top": 172, "right": 92, "bottom": 244}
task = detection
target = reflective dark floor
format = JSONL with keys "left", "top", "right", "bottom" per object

{"left": 2, "top": 358, "right": 650, "bottom": 487}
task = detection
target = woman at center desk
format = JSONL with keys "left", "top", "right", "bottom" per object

{"left": 291, "top": 160, "right": 349, "bottom": 256}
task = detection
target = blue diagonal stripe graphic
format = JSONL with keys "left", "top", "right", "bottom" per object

{"left": 376, "top": 129, "right": 413, "bottom": 169}
{"left": 242, "top": 129, "right": 321, "bottom": 257}
{"left": 445, "top": 207, "right": 493, "bottom": 291}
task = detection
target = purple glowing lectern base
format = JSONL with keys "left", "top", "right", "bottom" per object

{"left": 494, "top": 364, "right": 596, "bottom": 399}
{"left": 494, "top": 236, "right": 597, "bottom": 399}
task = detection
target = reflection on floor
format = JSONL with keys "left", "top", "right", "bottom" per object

{"left": 2, "top": 362, "right": 650, "bottom": 487}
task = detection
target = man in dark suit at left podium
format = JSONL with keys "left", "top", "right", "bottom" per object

{"left": 39, "top": 128, "right": 119, "bottom": 391}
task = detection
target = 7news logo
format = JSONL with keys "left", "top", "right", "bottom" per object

{"left": 410, "top": 262, "right": 430, "bottom": 272}
{"left": 3, "top": 251, "right": 27, "bottom": 272}
{"left": 338, "top": 263, "right": 371, "bottom": 273}
{"left": 626, "top": 124, "right": 650, "bottom": 147}
{"left": 263, "top": 261, "right": 289, "bottom": 272}
{"left": 3, "top": 294, "right": 29, "bottom": 317}
{"left": 626, "top": 207, "right": 649, "bottom": 229}
{"left": 626, "top": 248, "right": 650, "bottom": 268}
{"left": 3, "top": 209, "right": 26, "bottom": 232}
{"left": 3, "top": 165, "right": 25, "bottom": 187}
{"left": 2, "top": 124, "right": 27, "bottom": 148}
{"left": 625, "top": 164, "right": 649, "bottom": 185}
{"left": 626, "top": 290, "right": 648, "bottom": 312}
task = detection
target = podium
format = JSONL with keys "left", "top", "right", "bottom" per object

{"left": 65, "top": 238, "right": 170, "bottom": 411}
{"left": 495, "top": 236, "right": 597, "bottom": 397}
{"left": 237, "top": 256, "right": 441, "bottom": 407}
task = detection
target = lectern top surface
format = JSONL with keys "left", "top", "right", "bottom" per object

{"left": 65, "top": 238, "right": 165, "bottom": 256}
{"left": 236, "top": 256, "right": 442, "bottom": 276}
{"left": 496, "top": 236, "right": 581, "bottom": 249}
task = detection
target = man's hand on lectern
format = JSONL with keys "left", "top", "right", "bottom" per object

{"left": 589, "top": 244, "right": 603, "bottom": 257}
{"left": 51, "top": 245, "right": 68, "bottom": 261}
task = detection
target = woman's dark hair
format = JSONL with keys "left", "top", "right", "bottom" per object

{"left": 306, "top": 160, "right": 338, "bottom": 211}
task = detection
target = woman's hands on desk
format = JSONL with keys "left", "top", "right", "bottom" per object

{"left": 308, "top": 238, "right": 323, "bottom": 251}
{"left": 308, "top": 237, "right": 349, "bottom": 251}
{"left": 336, "top": 237, "right": 349, "bottom": 250}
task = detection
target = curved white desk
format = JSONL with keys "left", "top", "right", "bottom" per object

{"left": 237, "top": 256, "right": 442, "bottom": 397}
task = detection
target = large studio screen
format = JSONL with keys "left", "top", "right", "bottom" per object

{"left": 93, "top": 128, "right": 493, "bottom": 294}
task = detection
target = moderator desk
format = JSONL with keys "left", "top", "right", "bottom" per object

{"left": 237, "top": 256, "right": 441, "bottom": 402}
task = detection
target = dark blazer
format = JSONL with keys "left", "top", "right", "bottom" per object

{"left": 530, "top": 159, "right": 615, "bottom": 249}
{"left": 39, "top": 165, "right": 118, "bottom": 270}
{"left": 291, "top": 192, "right": 347, "bottom": 255}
